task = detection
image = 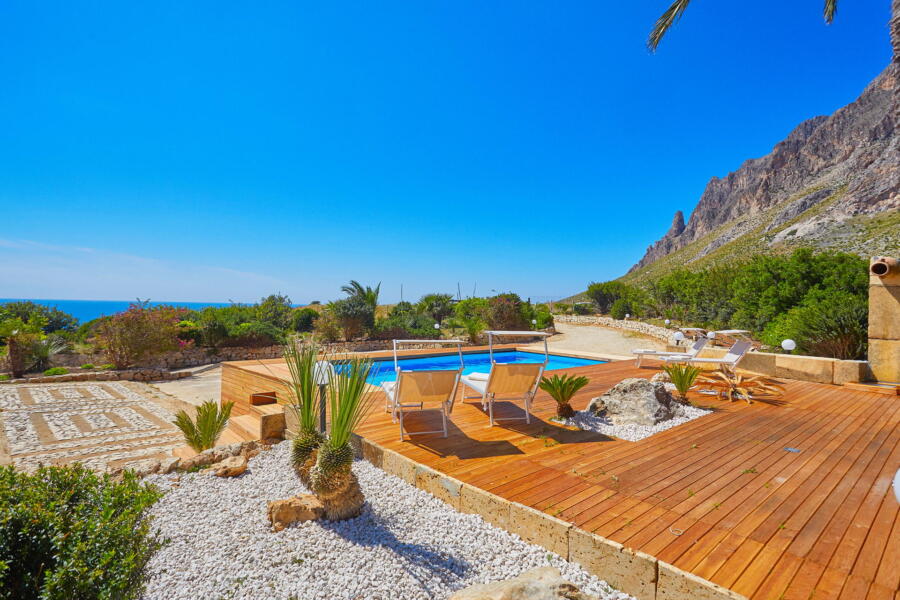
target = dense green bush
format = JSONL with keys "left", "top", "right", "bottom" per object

{"left": 80, "top": 363, "right": 95, "bottom": 369}
{"left": 0, "top": 464, "right": 162, "bottom": 600}
{"left": 42, "top": 367, "right": 68, "bottom": 376}
{"left": 94, "top": 303, "right": 185, "bottom": 369}
{"left": 532, "top": 303, "right": 554, "bottom": 328}
{"left": 0, "top": 301, "right": 78, "bottom": 334}
{"left": 609, "top": 297, "right": 634, "bottom": 320}
{"left": 222, "top": 321, "right": 283, "bottom": 347}
{"left": 291, "top": 308, "right": 320, "bottom": 332}
{"left": 328, "top": 297, "right": 375, "bottom": 341}
{"left": 486, "top": 293, "right": 530, "bottom": 330}
{"left": 417, "top": 293, "right": 454, "bottom": 323}
{"left": 256, "top": 293, "right": 293, "bottom": 329}
{"left": 175, "top": 320, "right": 203, "bottom": 344}
{"left": 588, "top": 248, "right": 869, "bottom": 359}
{"left": 572, "top": 303, "right": 593, "bottom": 315}
{"left": 373, "top": 312, "right": 437, "bottom": 339}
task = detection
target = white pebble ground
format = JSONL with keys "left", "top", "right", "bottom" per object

{"left": 142, "top": 441, "right": 634, "bottom": 600}
{"left": 558, "top": 405, "right": 711, "bottom": 442}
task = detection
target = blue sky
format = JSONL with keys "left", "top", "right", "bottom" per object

{"left": 0, "top": 1, "right": 892, "bottom": 304}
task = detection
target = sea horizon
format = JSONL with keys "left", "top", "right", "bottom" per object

{"left": 0, "top": 298, "right": 277, "bottom": 324}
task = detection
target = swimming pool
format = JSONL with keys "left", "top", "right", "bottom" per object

{"left": 365, "top": 350, "right": 605, "bottom": 386}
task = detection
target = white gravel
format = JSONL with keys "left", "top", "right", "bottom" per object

{"left": 556, "top": 404, "right": 712, "bottom": 442}
{"left": 142, "top": 441, "right": 634, "bottom": 600}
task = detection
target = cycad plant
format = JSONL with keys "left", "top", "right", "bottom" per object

{"left": 309, "top": 356, "right": 376, "bottom": 520}
{"left": 663, "top": 363, "right": 702, "bottom": 404}
{"left": 282, "top": 341, "right": 325, "bottom": 486}
{"left": 173, "top": 400, "right": 234, "bottom": 453}
{"left": 539, "top": 373, "right": 589, "bottom": 419}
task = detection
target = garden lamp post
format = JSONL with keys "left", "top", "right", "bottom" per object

{"left": 531, "top": 319, "right": 537, "bottom": 329}
{"left": 313, "top": 360, "right": 335, "bottom": 434}
{"left": 664, "top": 319, "right": 671, "bottom": 326}
{"left": 781, "top": 339, "right": 796, "bottom": 352}
{"left": 673, "top": 331, "right": 685, "bottom": 346}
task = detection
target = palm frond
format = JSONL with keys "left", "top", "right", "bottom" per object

{"left": 824, "top": 0, "right": 838, "bottom": 23}
{"left": 539, "top": 373, "right": 590, "bottom": 405}
{"left": 280, "top": 340, "right": 321, "bottom": 433}
{"left": 648, "top": 0, "right": 693, "bottom": 52}
{"left": 327, "top": 356, "right": 376, "bottom": 448}
{"left": 173, "top": 400, "right": 233, "bottom": 452}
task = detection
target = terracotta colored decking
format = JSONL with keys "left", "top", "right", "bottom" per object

{"left": 224, "top": 354, "right": 900, "bottom": 599}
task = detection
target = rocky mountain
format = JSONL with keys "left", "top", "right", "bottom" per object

{"left": 623, "top": 63, "right": 899, "bottom": 284}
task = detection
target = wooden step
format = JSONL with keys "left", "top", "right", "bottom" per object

{"left": 230, "top": 414, "right": 261, "bottom": 441}
{"left": 250, "top": 392, "right": 278, "bottom": 406}
{"left": 843, "top": 381, "right": 900, "bottom": 396}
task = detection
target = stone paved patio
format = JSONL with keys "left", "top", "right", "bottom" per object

{"left": 0, "top": 381, "right": 185, "bottom": 472}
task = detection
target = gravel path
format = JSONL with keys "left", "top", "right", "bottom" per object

{"left": 525, "top": 322, "right": 665, "bottom": 357}
{"left": 143, "top": 442, "right": 634, "bottom": 600}
{"left": 557, "top": 405, "right": 712, "bottom": 442}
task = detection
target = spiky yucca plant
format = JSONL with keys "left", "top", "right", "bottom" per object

{"left": 281, "top": 341, "right": 326, "bottom": 486}
{"left": 698, "top": 369, "right": 785, "bottom": 405}
{"left": 663, "top": 363, "right": 702, "bottom": 404}
{"left": 173, "top": 400, "right": 234, "bottom": 452}
{"left": 309, "top": 356, "right": 375, "bottom": 520}
{"left": 539, "top": 373, "right": 589, "bottom": 419}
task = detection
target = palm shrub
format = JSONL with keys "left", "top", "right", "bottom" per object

{"left": 453, "top": 315, "right": 485, "bottom": 344}
{"left": 28, "top": 335, "right": 69, "bottom": 372}
{"left": 663, "top": 363, "right": 702, "bottom": 404}
{"left": 173, "top": 400, "right": 234, "bottom": 452}
{"left": 282, "top": 341, "right": 325, "bottom": 486}
{"left": 0, "top": 317, "right": 45, "bottom": 378}
{"left": 539, "top": 373, "right": 589, "bottom": 419}
{"left": 0, "top": 464, "right": 161, "bottom": 600}
{"left": 309, "top": 356, "right": 376, "bottom": 520}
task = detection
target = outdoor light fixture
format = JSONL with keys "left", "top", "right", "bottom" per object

{"left": 673, "top": 331, "right": 685, "bottom": 343}
{"left": 707, "top": 331, "right": 716, "bottom": 339}
{"left": 313, "top": 360, "right": 335, "bottom": 433}
{"left": 664, "top": 319, "right": 671, "bottom": 326}
{"left": 433, "top": 323, "right": 440, "bottom": 330}
{"left": 625, "top": 313, "right": 630, "bottom": 320}
{"left": 782, "top": 339, "right": 797, "bottom": 351}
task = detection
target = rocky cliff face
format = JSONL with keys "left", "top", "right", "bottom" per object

{"left": 627, "top": 63, "right": 899, "bottom": 279}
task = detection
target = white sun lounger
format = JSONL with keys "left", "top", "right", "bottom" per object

{"left": 632, "top": 337, "right": 708, "bottom": 367}
{"left": 663, "top": 340, "right": 752, "bottom": 372}
{"left": 381, "top": 369, "right": 461, "bottom": 441}
{"left": 459, "top": 330, "right": 549, "bottom": 426}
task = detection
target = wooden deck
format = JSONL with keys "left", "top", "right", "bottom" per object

{"left": 223, "top": 352, "right": 900, "bottom": 599}
{"left": 356, "top": 359, "right": 900, "bottom": 600}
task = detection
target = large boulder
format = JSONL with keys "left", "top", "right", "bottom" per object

{"left": 267, "top": 495, "right": 324, "bottom": 532}
{"left": 448, "top": 567, "right": 600, "bottom": 600}
{"left": 587, "top": 378, "right": 679, "bottom": 426}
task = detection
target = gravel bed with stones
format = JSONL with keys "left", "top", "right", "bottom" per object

{"left": 142, "top": 441, "right": 634, "bottom": 600}
{"left": 557, "top": 404, "right": 712, "bottom": 442}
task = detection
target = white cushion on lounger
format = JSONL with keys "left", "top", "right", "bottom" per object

{"left": 381, "top": 381, "right": 396, "bottom": 398}
{"left": 467, "top": 372, "right": 490, "bottom": 381}
{"left": 460, "top": 375, "right": 487, "bottom": 395}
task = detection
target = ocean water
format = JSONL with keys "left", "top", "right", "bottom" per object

{"left": 0, "top": 298, "right": 236, "bottom": 324}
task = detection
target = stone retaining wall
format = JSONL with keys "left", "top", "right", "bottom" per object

{"left": 353, "top": 435, "right": 746, "bottom": 600}
{"left": 554, "top": 315, "right": 673, "bottom": 343}
{"left": 0, "top": 368, "right": 192, "bottom": 385}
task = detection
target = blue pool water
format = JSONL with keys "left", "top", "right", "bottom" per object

{"left": 365, "top": 351, "right": 605, "bottom": 386}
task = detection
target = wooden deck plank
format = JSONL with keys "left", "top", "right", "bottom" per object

{"left": 223, "top": 353, "right": 900, "bottom": 599}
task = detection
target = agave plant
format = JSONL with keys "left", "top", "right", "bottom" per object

{"left": 663, "top": 363, "right": 702, "bottom": 404}
{"left": 173, "top": 400, "right": 234, "bottom": 452}
{"left": 282, "top": 341, "right": 325, "bottom": 486}
{"left": 309, "top": 356, "right": 376, "bottom": 520}
{"left": 698, "top": 369, "right": 785, "bottom": 405}
{"left": 539, "top": 373, "right": 589, "bottom": 419}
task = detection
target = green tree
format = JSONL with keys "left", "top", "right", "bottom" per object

{"left": 340, "top": 280, "right": 381, "bottom": 311}
{"left": 417, "top": 293, "right": 454, "bottom": 323}
{"left": 0, "top": 316, "right": 45, "bottom": 378}
{"left": 328, "top": 297, "right": 375, "bottom": 341}
{"left": 290, "top": 308, "right": 320, "bottom": 333}
{"left": 256, "top": 293, "right": 293, "bottom": 330}
{"left": 0, "top": 301, "right": 78, "bottom": 334}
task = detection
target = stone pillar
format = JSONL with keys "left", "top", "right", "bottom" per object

{"left": 868, "top": 256, "right": 900, "bottom": 383}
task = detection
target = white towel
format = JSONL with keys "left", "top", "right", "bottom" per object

{"left": 467, "top": 372, "right": 490, "bottom": 381}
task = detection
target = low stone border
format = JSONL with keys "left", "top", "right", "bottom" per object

{"left": 0, "top": 369, "right": 192, "bottom": 385}
{"left": 353, "top": 435, "right": 747, "bottom": 600}
{"left": 111, "top": 439, "right": 274, "bottom": 478}
{"left": 554, "top": 315, "right": 673, "bottom": 343}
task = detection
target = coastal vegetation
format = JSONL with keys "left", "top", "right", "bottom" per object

{"left": 584, "top": 248, "right": 869, "bottom": 360}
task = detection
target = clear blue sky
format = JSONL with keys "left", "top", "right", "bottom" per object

{"left": 0, "top": 1, "right": 892, "bottom": 304}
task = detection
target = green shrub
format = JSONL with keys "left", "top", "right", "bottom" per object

{"left": 0, "top": 464, "right": 162, "bottom": 600}
{"left": 609, "top": 298, "right": 633, "bottom": 320}
{"left": 663, "top": 363, "right": 702, "bottom": 403}
{"left": 532, "top": 303, "right": 554, "bottom": 329}
{"left": 329, "top": 297, "right": 375, "bottom": 341}
{"left": 0, "top": 301, "right": 78, "bottom": 334}
{"left": 372, "top": 312, "right": 437, "bottom": 339}
{"left": 313, "top": 311, "right": 342, "bottom": 343}
{"left": 42, "top": 367, "right": 69, "bottom": 376}
{"left": 291, "top": 308, "right": 320, "bottom": 333}
{"left": 222, "top": 321, "right": 283, "bottom": 347}
{"left": 539, "top": 373, "right": 589, "bottom": 418}
{"left": 0, "top": 375, "right": 9, "bottom": 381}
{"left": 94, "top": 303, "right": 185, "bottom": 369}
{"left": 173, "top": 400, "right": 234, "bottom": 452}
{"left": 417, "top": 293, "right": 454, "bottom": 323}
{"left": 761, "top": 292, "right": 867, "bottom": 360}
{"left": 573, "top": 303, "right": 593, "bottom": 315}
{"left": 175, "top": 320, "right": 203, "bottom": 344}
{"left": 257, "top": 293, "right": 294, "bottom": 329}
{"left": 586, "top": 281, "right": 635, "bottom": 313}
{"left": 486, "top": 293, "right": 529, "bottom": 330}
{"left": 99, "top": 363, "right": 116, "bottom": 370}
{"left": 80, "top": 363, "right": 95, "bottom": 369}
